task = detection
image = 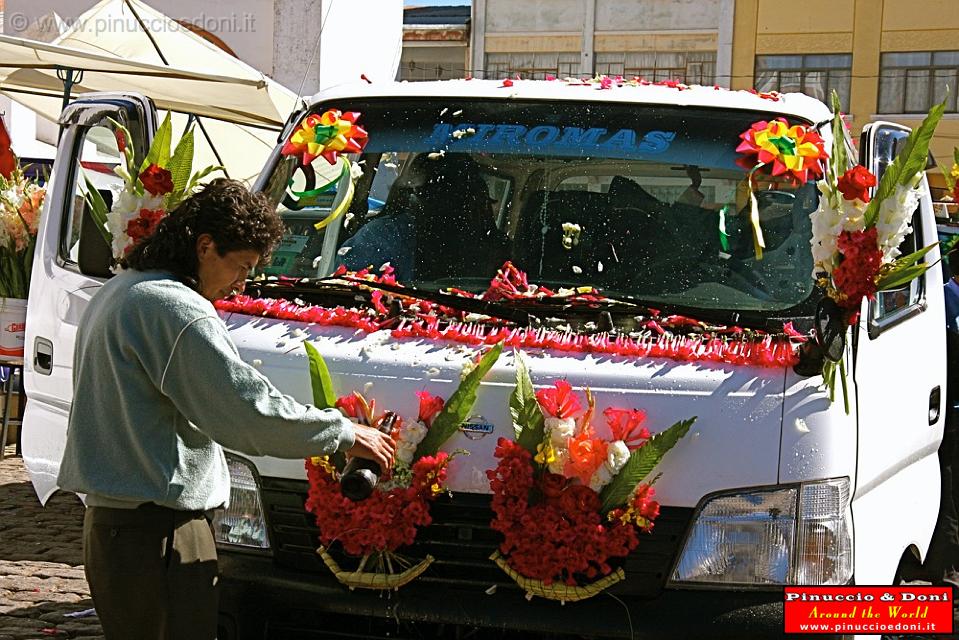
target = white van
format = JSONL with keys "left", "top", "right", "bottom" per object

{"left": 22, "top": 81, "right": 946, "bottom": 638}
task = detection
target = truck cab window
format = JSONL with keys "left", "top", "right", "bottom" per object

{"left": 61, "top": 124, "right": 123, "bottom": 275}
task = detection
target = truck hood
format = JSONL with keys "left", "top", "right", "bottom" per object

{"left": 223, "top": 311, "right": 787, "bottom": 508}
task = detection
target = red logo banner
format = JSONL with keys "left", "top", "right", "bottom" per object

{"left": 785, "top": 586, "right": 953, "bottom": 635}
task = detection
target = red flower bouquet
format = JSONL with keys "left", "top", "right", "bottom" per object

{"left": 809, "top": 91, "right": 944, "bottom": 409}
{"left": 302, "top": 342, "right": 502, "bottom": 590}
{"left": 487, "top": 354, "right": 694, "bottom": 602}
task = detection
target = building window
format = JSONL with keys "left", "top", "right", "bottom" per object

{"left": 755, "top": 54, "right": 852, "bottom": 108}
{"left": 594, "top": 51, "right": 716, "bottom": 85}
{"left": 879, "top": 51, "right": 959, "bottom": 114}
{"left": 485, "top": 52, "right": 581, "bottom": 80}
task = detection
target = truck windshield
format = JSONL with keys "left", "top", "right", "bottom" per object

{"left": 261, "top": 98, "right": 820, "bottom": 313}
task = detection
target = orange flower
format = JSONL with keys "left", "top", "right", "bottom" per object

{"left": 564, "top": 429, "right": 608, "bottom": 485}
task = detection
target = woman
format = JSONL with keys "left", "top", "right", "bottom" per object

{"left": 57, "top": 179, "right": 395, "bottom": 639}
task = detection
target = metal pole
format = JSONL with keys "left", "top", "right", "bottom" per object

{"left": 55, "top": 67, "right": 83, "bottom": 113}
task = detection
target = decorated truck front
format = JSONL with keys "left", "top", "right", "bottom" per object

{"left": 209, "top": 81, "right": 946, "bottom": 637}
{"left": 21, "top": 80, "right": 946, "bottom": 639}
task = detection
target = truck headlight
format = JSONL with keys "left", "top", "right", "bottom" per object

{"left": 211, "top": 454, "right": 271, "bottom": 550}
{"left": 670, "top": 478, "right": 852, "bottom": 587}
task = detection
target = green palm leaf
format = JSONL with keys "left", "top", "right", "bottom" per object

{"left": 415, "top": 343, "right": 503, "bottom": 459}
{"left": 599, "top": 417, "right": 695, "bottom": 513}
{"left": 304, "top": 341, "right": 337, "bottom": 409}
{"left": 511, "top": 351, "right": 545, "bottom": 454}
{"left": 166, "top": 127, "right": 195, "bottom": 205}
{"left": 142, "top": 112, "right": 173, "bottom": 172}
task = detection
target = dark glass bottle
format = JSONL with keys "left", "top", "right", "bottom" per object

{"left": 340, "top": 412, "right": 397, "bottom": 501}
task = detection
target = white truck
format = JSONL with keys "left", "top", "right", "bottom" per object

{"left": 22, "top": 81, "right": 946, "bottom": 638}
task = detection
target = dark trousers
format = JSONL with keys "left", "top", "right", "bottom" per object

{"left": 83, "top": 503, "right": 219, "bottom": 640}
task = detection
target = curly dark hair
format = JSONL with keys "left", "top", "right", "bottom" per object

{"left": 123, "top": 178, "right": 285, "bottom": 286}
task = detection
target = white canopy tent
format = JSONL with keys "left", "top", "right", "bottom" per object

{"left": 0, "top": 0, "right": 402, "bottom": 184}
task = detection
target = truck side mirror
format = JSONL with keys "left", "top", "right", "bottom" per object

{"left": 815, "top": 297, "right": 846, "bottom": 363}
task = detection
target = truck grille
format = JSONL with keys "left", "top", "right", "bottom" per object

{"left": 260, "top": 477, "right": 693, "bottom": 598}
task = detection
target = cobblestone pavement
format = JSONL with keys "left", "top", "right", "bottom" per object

{"left": 0, "top": 446, "right": 103, "bottom": 639}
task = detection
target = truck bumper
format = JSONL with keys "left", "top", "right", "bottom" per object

{"left": 215, "top": 552, "right": 820, "bottom": 639}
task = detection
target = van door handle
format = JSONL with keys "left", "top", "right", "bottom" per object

{"left": 33, "top": 337, "right": 53, "bottom": 376}
{"left": 930, "top": 386, "right": 941, "bottom": 425}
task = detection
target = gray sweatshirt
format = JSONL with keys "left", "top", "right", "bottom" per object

{"left": 57, "top": 269, "right": 355, "bottom": 511}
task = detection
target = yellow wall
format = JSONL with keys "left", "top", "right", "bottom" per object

{"left": 731, "top": 0, "right": 957, "bottom": 164}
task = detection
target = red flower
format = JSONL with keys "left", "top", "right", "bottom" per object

{"left": 603, "top": 407, "right": 651, "bottom": 449}
{"left": 501, "top": 78, "right": 514, "bottom": 88}
{"left": 335, "top": 394, "right": 363, "bottom": 419}
{"left": 536, "top": 380, "right": 582, "bottom": 419}
{"left": 832, "top": 227, "right": 882, "bottom": 312}
{"left": 538, "top": 473, "right": 567, "bottom": 499}
{"left": 837, "top": 165, "right": 877, "bottom": 203}
{"left": 138, "top": 163, "right": 174, "bottom": 196}
{"left": 124, "top": 208, "right": 166, "bottom": 248}
{"left": 114, "top": 129, "right": 127, "bottom": 154}
{"left": 565, "top": 429, "right": 608, "bottom": 485}
{"left": 415, "top": 390, "right": 444, "bottom": 427}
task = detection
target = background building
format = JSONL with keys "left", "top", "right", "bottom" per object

{"left": 731, "top": 0, "right": 959, "bottom": 172}
{"left": 470, "top": 0, "right": 734, "bottom": 86}
{"left": 400, "top": 5, "right": 470, "bottom": 81}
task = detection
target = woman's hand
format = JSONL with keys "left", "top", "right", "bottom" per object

{"left": 346, "top": 423, "right": 396, "bottom": 471}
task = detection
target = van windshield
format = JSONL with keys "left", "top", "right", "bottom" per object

{"left": 261, "top": 98, "right": 820, "bottom": 314}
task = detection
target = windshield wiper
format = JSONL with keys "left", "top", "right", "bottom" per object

{"left": 341, "top": 277, "right": 536, "bottom": 326}
{"left": 499, "top": 284, "right": 791, "bottom": 332}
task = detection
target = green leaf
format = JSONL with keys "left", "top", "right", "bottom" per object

{"left": 875, "top": 264, "right": 928, "bottom": 291}
{"left": 303, "top": 341, "right": 337, "bottom": 409}
{"left": 830, "top": 90, "right": 848, "bottom": 182}
{"left": 21, "top": 236, "right": 35, "bottom": 295}
{"left": 599, "top": 417, "right": 695, "bottom": 513}
{"left": 167, "top": 127, "right": 195, "bottom": 201}
{"left": 415, "top": 343, "right": 503, "bottom": 459}
{"left": 838, "top": 357, "right": 850, "bottom": 416}
{"left": 142, "top": 112, "right": 173, "bottom": 172}
{"left": 510, "top": 351, "right": 545, "bottom": 454}
{"left": 864, "top": 99, "right": 945, "bottom": 227}
{"left": 941, "top": 163, "right": 956, "bottom": 191}
{"left": 886, "top": 242, "right": 937, "bottom": 273}
{"left": 183, "top": 164, "right": 225, "bottom": 196}
{"left": 82, "top": 174, "right": 113, "bottom": 248}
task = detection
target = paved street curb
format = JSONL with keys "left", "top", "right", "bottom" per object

{"left": 0, "top": 446, "right": 104, "bottom": 639}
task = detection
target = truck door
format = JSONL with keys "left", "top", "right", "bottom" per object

{"left": 852, "top": 121, "right": 945, "bottom": 579}
{"left": 22, "top": 94, "right": 156, "bottom": 503}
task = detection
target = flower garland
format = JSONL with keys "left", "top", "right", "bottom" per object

{"left": 301, "top": 343, "right": 501, "bottom": 589}
{"left": 509, "top": 74, "right": 783, "bottom": 101}
{"left": 84, "top": 113, "right": 223, "bottom": 260}
{"left": 216, "top": 261, "right": 802, "bottom": 369}
{"left": 488, "top": 360, "right": 693, "bottom": 601}
{"left": 809, "top": 91, "right": 944, "bottom": 407}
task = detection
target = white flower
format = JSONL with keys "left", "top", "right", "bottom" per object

{"left": 547, "top": 448, "right": 569, "bottom": 475}
{"left": 587, "top": 440, "right": 631, "bottom": 492}
{"left": 396, "top": 441, "right": 418, "bottom": 465}
{"left": 589, "top": 465, "right": 614, "bottom": 492}
{"left": 606, "top": 440, "right": 631, "bottom": 474}
{"left": 875, "top": 175, "right": 923, "bottom": 261}
{"left": 544, "top": 416, "right": 576, "bottom": 447}
{"left": 809, "top": 180, "right": 863, "bottom": 277}
{"left": 400, "top": 421, "right": 429, "bottom": 446}
{"left": 393, "top": 420, "right": 429, "bottom": 465}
